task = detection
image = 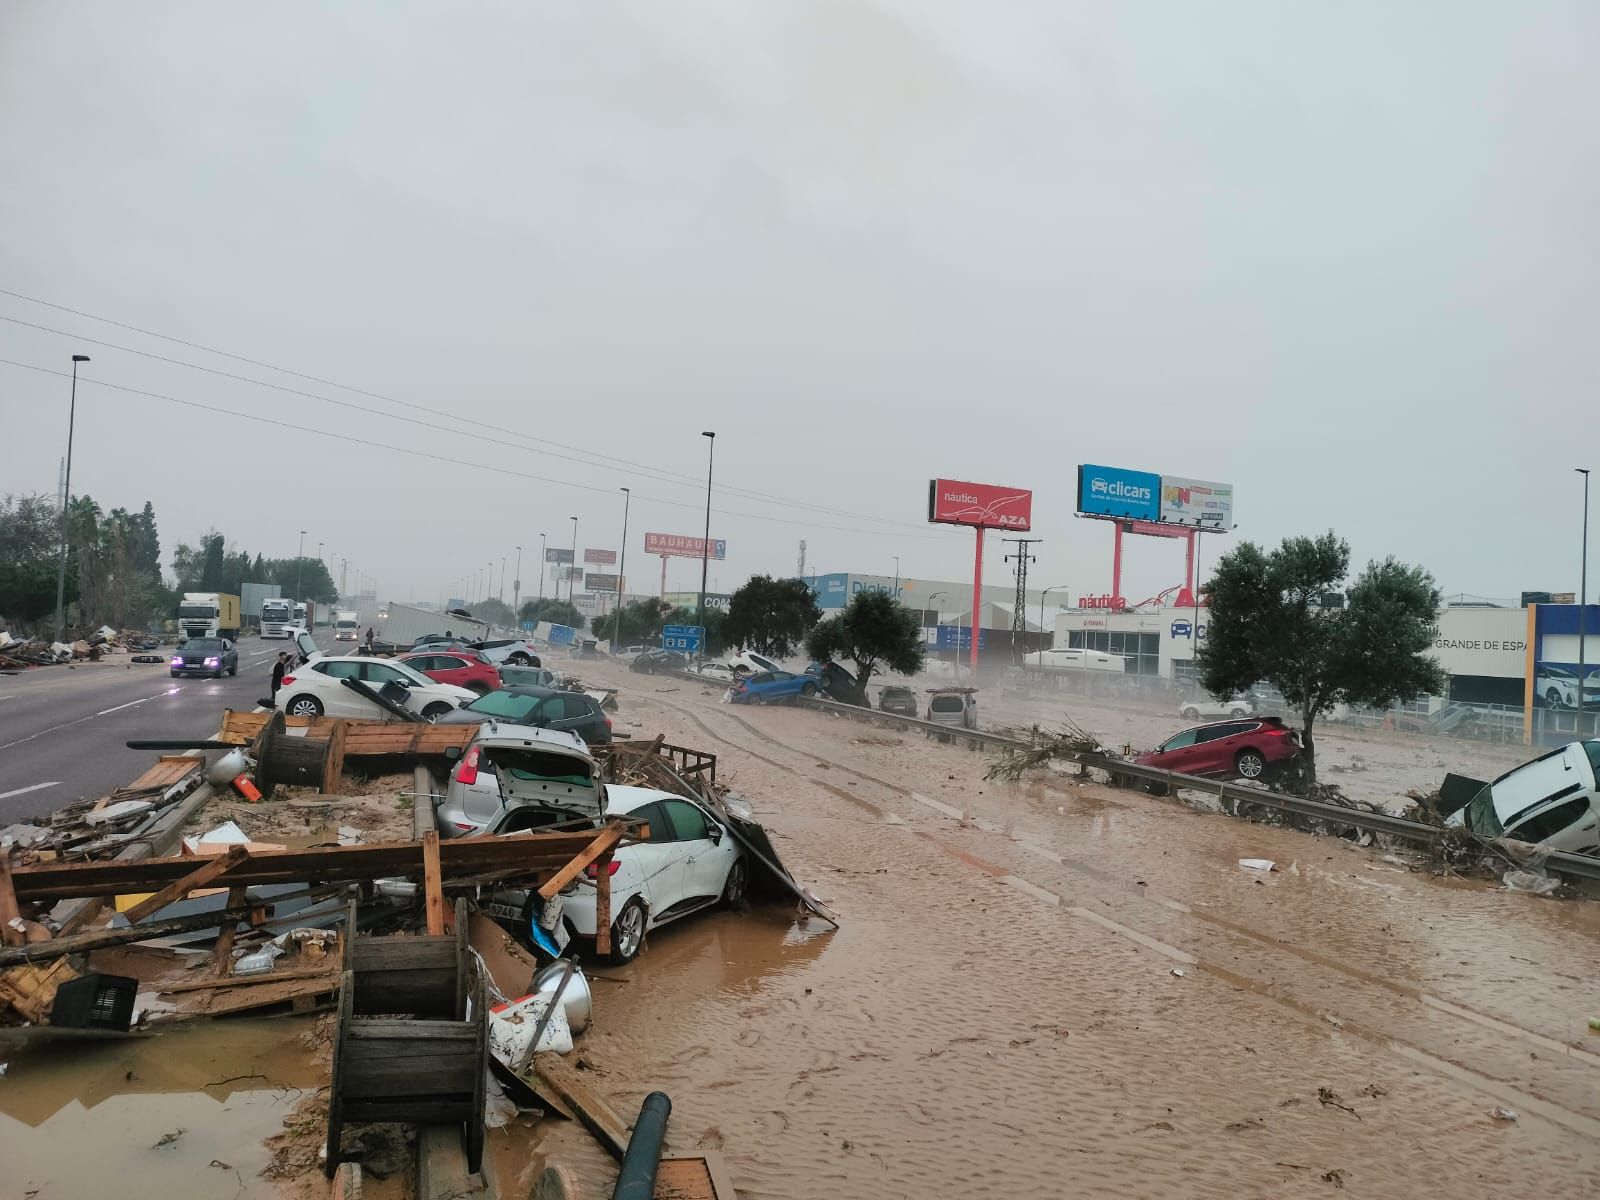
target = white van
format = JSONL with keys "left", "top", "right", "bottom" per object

{"left": 1449, "top": 739, "right": 1600, "bottom": 854}
{"left": 1029, "top": 648, "right": 1130, "bottom": 674}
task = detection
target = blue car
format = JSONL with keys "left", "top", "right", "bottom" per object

{"left": 727, "top": 669, "right": 820, "bottom": 705}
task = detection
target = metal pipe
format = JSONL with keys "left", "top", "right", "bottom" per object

{"left": 126, "top": 739, "right": 236, "bottom": 750}
{"left": 611, "top": 1091, "right": 672, "bottom": 1200}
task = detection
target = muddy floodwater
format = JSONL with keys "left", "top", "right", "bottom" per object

{"left": 558, "top": 659, "right": 1600, "bottom": 1198}
{"left": 5, "top": 661, "right": 1597, "bottom": 1199}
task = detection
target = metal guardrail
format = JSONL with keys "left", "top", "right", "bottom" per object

{"left": 793, "top": 696, "right": 1600, "bottom": 883}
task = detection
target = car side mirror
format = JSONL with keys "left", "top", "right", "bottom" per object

{"left": 707, "top": 823, "right": 722, "bottom": 845}
{"left": 443, "top": 746, "right": 461, "bottom": 762}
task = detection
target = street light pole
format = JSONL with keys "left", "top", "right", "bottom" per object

{"left": 513, "top": 545, "right": 522, "bottom": 618}
{"left": 568, "top": 518, "right": 578, "bottom": 604}
{"left": 697, "top": 431, "right": 715, "bottom": 659}
{"left": 1579, "top": 467, "right": 1591, "bottom": 738}
{"left": 296, "top": 529, "right": 307, "bottom": 601}
{"left": 893, "top": 556, "right": 900, "bottom": 599}
{"left": 613, "top": 486, "right": 632, "bottom": 650}
{"left": 499, "top": 557, "right": 506, "bottom": 603}
{"left": 1039, "top": 584, "right": 1068, "bottom": 651}
{"left": 53, "top": 354, "right": 91, "bottom": 640}
{"left": 538, "top": 533, "right": 547, "bottom": 602}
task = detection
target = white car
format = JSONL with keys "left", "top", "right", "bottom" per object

{"left": 469, "top": 638, "right": 543, "bottom": 667}
{"left": 1535, "top": 665, "right": 1600, "bottom": 710}
{"left": 1449, "top": 739, "right": 1600, "bottom": 854}
{"left": 694, "top": 662, "right": 739, "bottom": 683}
{"left": 277, "top": 655, "right": 477, "bottom": 720}
{"left": 1178, "top": 694, "right": 1258, "bottom": 720}
{"left": 727, "top": 651, "right": 783, "bottom": 676}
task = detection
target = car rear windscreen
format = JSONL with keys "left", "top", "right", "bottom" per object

{"left": 930, "top": 696, "right": 965, "bottom": 713}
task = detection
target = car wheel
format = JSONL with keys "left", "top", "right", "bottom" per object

{"left": 609, "top": 897, "right": 647, "bottom": 965}
{"left": 229, "top": 664, "right": 237, "bottom": 676}
{"left": 1545, "top": 687, "right": 1565, "bottom": 708}
{"left": 1181, "top": 707, "right": 1199, "bottom": 720}
{"left": 285, "top": 694, "right": 323, "bottom": 718}
{"left": 421, "top": 702, "right": 453, "bottom": 722}
{"left": 1235, "top": 750, "right": 1267, "bottom": 779}
{"left": 1230, "top": 708, "right": 1246, "bottom": 718}
{"left": 800, "top": 683, "right": 817, "bottom": 697}
{"left": 720, "top": 857, "right": 748, "bottom": 909}
{"left": 507, "top": 653, "right": 530, "bottom": 666}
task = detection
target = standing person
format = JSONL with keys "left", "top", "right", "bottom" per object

{"left": 270, "top": 652, "right": 290, "bottom": 704}
{"left": 364, "top": 626, "right": 375, "bottom": 651}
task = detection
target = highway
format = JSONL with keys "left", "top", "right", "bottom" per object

{"left": 0, "top": 636, "right": 321, "bottom": 825}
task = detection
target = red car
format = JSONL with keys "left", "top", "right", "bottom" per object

{"left": 398, "top": 649, "right": 500, "bottom": 695}
{"left": 1134, "top": 717, "right": 1300, "bottom": 782}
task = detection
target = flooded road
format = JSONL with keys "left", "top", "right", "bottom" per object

{"left": 558, "top": 660, "right": 1600, "bottom": 1198}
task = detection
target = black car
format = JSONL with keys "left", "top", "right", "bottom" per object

{"left": 435, "top": 685, "right": 613, "bottom": 744}
{"left": 170, "top": 637, "right": 239, "bottom": 678}
{"left": 878, "top": 685, "right": 918, "bottom": 716}
{"left": 631, "top": 648, "right": 688, "bottom": 674}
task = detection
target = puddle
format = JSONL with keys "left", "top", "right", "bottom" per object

{"left": 0, "top": 1019, "right": 323, "bottom": 1200}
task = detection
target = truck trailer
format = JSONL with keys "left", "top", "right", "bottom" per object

{"left": 178, "top": 593, "right": 241, "bottom": 641}
{"left": 378, "top": 602, "right": 487, "bottom": 650}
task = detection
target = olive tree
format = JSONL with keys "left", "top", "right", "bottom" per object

{"left": 1196, "top": 532, "right": 1443, "bottom": 786}
{"left": 805, "top": 590, "right": 925, "bottom": 699}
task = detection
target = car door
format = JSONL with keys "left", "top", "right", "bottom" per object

{"left": 430, "top": 654, "right": 471, "bottom": 689}
{"left": 308, "top": 660, "right": 366, "bottom": 717}
{"left": 1192, "top": 722, "right": 1248, "bottom": 776}
{"left": 1503, "top": 794, "right": 1600, "bottom": 853}
{"left": 658, "top": 798, "right": 732, "bottom": 906}
{"left": 1150, "top": 727, "right": 1201, "bottom": 772}
{"left": 361, "top": 660, "right": 425, "bottom": 712}
{"left": 625, "top": 800, "right": 695, "bottom": 921}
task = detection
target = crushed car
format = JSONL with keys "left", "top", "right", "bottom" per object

{"left": 1133, "top": 716, "right": 1300, "bottom": 782}
{"left": 1444, "top": 738, "right": 1600, "bottom": 854}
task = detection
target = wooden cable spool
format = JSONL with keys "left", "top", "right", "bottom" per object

{"left": 327, "top": 898, "right": 485, "bottom": 1176}
{"left": 252, "top": 710, "right": 346, "bottom": 798}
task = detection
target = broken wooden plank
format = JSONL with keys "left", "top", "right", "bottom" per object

{"left": 124, "top": 755, "right": 202, "bottom": 793}
{"left": 533, "top": 1056, "right": 631, "bottom": 1161}
{"left": 422, "top": 830, "right": 445, "bottom": 936}
{"left": 0, "top": 852, "right": 24, "bottom": 947}
{"left": 536, "top": 823, "right": 626, "bottom": 900}
{"left": 123, "top": 844, "right": 249, "bottom": 923}
{"left": 159, "top": 964, "right": 336, "bottom": 994}
{"left": 210, "top": 886, "right": 249, "bottom": 976}
{"left": 594, "top": 849, "right": 613, "bottom": 958}
{"left": 152, "top": 970, "right": 341, "bottom": 1020}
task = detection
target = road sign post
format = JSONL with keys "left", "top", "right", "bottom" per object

{"left": 661, "top": 624, "right": 704, "bottom": 654}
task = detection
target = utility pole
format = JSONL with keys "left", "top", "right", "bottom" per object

{"left": 697, "top": 431, "right": 716, "bottom": 661}
{"left": 538, "top": 533, "right": 547, "bottom": 603}
{"left": 53, "top": 354, "right": 91, "bottom": 640}
{"left": 1002, "top": 537, "right": 1042, "bottom": 665}
{"left": 513, "top": 545, "right": 522, "bottom": 618}
{"left": 567, "top": 519, "right": 578, "bottom": 604}
{"left": 1579, "top": 468, "right": 1591, "bottom": 738}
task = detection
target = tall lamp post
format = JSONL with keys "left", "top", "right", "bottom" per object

{"left": 296, "top": 529, "right": 307, "bottom": 601}
{"left": 567, "top": 518, "right": 578, "bottom": 604}
{"left": 513, "top": 545, "right": 523, "bottom": 618}
{"left": 697, "top": 431, "right": 716, "bottom": 659}
{"left": 1579, "top": 467, "right": 1591, "bottom": 738}
{"left": 613, "top": 487, "right": 632, "bottom": 650}
{"left": 53, "top": 353, "right": 91, "bottom": 640}
{"left": 892, "top": 556, "right": 900, "bottom": 599}
{"left": 927, "top": 590, "right": 947, "bottom": 668}
{"left": 538, "top": 533, "right": 547, "bottom": 602}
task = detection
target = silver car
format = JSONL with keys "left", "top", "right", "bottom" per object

{"left": 435, "top": 721, "right": 603, "bottom": 837}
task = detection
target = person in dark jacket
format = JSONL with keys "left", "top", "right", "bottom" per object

{"left": 270, "top": 652, "right": 290, "bottom": 703}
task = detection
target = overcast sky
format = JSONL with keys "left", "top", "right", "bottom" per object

{"left": 3, "top": 1, "right": 1596, "bottom": 609}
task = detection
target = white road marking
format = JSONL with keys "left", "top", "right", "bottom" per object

{"left": 1068, "top": 906, "right": 1197, "bottom": 964}
{"left": 999, "top": 875, "right": 1061, "bottom": 906}
{"left": 0, "top": 687, "right": 184, "bottom": 752}
{"left": 0, "top": 781, "right": 59, "bottom": 801}
{"left": 95, "top": 692, "right": 170, "bottom": 717}
{"left": 910, "top": 791, "right": 964, "bottom": 819}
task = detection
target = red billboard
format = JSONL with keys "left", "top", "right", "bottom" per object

{"left": 583, "top": 548, "right": 617, "bottom": 565}
{"left": 927, "top": 478, "right": 1033, "bottom": 531}
{"left": 643, "top": 533, "right": 726, "bottom": 560}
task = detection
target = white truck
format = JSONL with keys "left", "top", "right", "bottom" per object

{"left": 261, "top": 597, "right": 297, "bottom": 639}
{"left": 333, "top": 610, "right": 360, "bottom": 642}
{"left": 378, "top": 601, "right": 488, "bottom": 650}
{"left": 178, "top": 593, "right": 241, "bottom": 641}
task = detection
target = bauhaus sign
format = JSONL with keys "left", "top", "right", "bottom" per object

{"left": 644, "top": 533, "right": 726, "bottom": 559}
{"left": 927, "top": 479, "right": 1033, "bottom": 530}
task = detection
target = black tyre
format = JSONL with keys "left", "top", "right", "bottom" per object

{"left": 1235, "top": 749, "right": 1267, "bottom": 780}
{"left": 229, "top": 663, "right": 238, "bottom": 676}
{"left": 285, "top": 694, "right": 323, "bottom": 718}
{"left": 1545, "top": 687, "right": 1564, "bottom": 708}
{"left": 507, "top": 653, "right": 530, "bottom": 666}
{"left": 421, "top": 702, "right": 453, "bottom": 722}
{"left": 170, "top": 671, "right": 180, "bottom": 678}
{"left": 609, "top": 897, "right": 647, "bottom": 965}
{"left": 1181, "top": 707, "right": 1199, "bottom": 720}
{"left": 720, "top": 857, "right": 748, "bottom": 909}
{"left": 800, "top": 683, "right": 817, "bottom": 697}
{"left": 1229, "top": 707, "right": 1246, "bottom": 718}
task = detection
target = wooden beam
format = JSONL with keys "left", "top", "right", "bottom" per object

{"left": 123, "top": 844, "right": 249, "bottom": 923}
{"left": 211, "top": 886, "right": 248, "bottom": 976}
{"left": 536, "top": 823, "right": 625, "bottom": 900}
{"left": 159, "top": 965, "right": 335, "bottom": 994}
{"left": 532, "top": 1057, "right": 631, "bottom": 1161}
{"left": 0, "top": 852, "right": 24, "bottom": 948}
{"left": 593, "top": 850, "right": 613, "bottom": 958}
{"left": 422, "top": 830, "right": 445, "bottom": 936}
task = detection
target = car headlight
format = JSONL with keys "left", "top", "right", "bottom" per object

{"left": 204, "top": 656, "right": 221, "bottom": 666}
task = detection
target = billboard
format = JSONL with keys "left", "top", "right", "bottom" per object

{"left": 644, "top": 533, "right": 726, "bottom": 559}
{"left": 1077, "top": 465, "right": 1160, "bottom": 522}
{"left": 585, "top": 572, "right": 620, "bottom": 592}
{"left": 584, "top": 548, "right": 617, "bottom": 565}
{"left": 927, "top": 478, "right": 1033, "bottom": 530}
{"left": 544, "top": 547, "right": 574, "bottom": 564}
{"left": 1159, "top": 476, "right": 1234, "bottom": 532}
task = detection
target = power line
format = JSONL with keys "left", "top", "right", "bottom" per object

{"left": 0, "top": 292, "right": 939, "bottom": 535}
{"left": 0, "top": 357, "right": 952, "bottom": 542}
